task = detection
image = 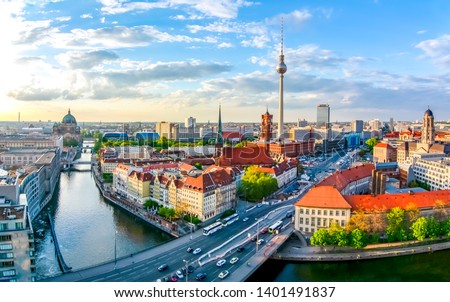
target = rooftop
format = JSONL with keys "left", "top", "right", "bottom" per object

{"left": 294, "top": 186, "right": 352, "bottom": 209}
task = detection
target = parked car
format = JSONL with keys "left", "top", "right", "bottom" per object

{"left": 195, "top": 272, "right": 207, "bottom": 281}
{"left": 170, "top": 275, "right": 178, "bottom": 282}
{"left": 237, "top": 246, "right": 245, "bottom": 252}
{"left": 176, "top": 270, "right": 184, "bottom": 279}
{"left": 158, "top": 263, "right": 169, "bottom": 272}
{"left": 186, "top": 247, "right": 193, "bottom": 253}
{"left": 229, "top": 257, "right": 239, "bottom": 265}
{"left": 242, "top": 217, "right": 249, "bottom": 222}
{"left": 193, "top": 248, "right": 202, "bottom": 255}
{"left": 218, "top": 270, "right": 230, "bottom": 279}
{"left": 216, "top": 259, "right": 226, "bottom": 267}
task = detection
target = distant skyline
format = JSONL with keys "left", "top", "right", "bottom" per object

{"left": 1, "top": 0, "right": 450, "bottom": 123}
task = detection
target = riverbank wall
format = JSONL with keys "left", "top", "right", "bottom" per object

{"left": 273, "top": 235, "right": 450, "bottom": 262}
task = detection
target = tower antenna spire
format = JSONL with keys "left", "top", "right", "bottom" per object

{"left": 280, "top": 17, "right": 284, "bottom": 55}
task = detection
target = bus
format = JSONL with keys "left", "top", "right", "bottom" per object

{"left": 221, "top": 213, "right": 239, "bottom": 226}
{"left": 203, "top": 221, "right": 223, "bottom": 236}
{"left": 268, "top": 220, "right": 283, "bottom": 233}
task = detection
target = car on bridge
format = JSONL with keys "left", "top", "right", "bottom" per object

{"left": 229, "top": 257, "right": 239, "bottom": 265}
{"left": 218, "top": 270, "right": 230, "bottom": 279}
{"left": 186, "top": 247, "right": 194, "bottom": 253}
{"left": 216, "top": 259, "right": 226, "bottom": 267}
{"left": 193, "top": 248, "right": 202, "bottom": 255}
{"left": 158, "top": 264, "right": 169, "bottom": 272}
{"left": 256, "top": 239, "right": 265, "bottom": 245}
{"left": 195, "top": 272, "right": 207, "bottom": 281}
{"left": 237, "top": 246, "right": 245, "bottom": 252}
{"left": 242, "top": 217, "right": 249, "bottom": 222}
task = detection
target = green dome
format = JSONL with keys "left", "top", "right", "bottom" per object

{"left": 62, "top": 109, "right": 77, "bottom": 124}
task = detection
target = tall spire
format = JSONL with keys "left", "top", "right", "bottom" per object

{"left": 276, "top": 17, "right": 287, "bottom": 141}
{"left": 216, "top": 104, "right": 223, "bottom": 144}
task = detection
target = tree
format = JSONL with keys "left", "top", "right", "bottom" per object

{"left": 410, "top": 217, "right": 428, "bottom": 241}
{"left": 350, "top": 228, "right": 368, "bottom": 249}
{"left": 347, "top": 210, "right": 369, "bottom": 233}
{"left": 234, "top": 142, "right": 244, "bottom": 148}
{"left": 427, "top": 217, "right": 440, "bottom": 239}
{"left": 193, "top": 162, "right": 203, "bottom": 170}
{"left": 310, "top": 229, "right": 331, "bottom": 248}
{"left": 239, "top": 165, "right": 278, "bottom": 202}
{"left": 386, "top": 207, "right": 407, "bottom": 242}
{"left": 443, "top": 217, "right": 450, "bottom": 237}
{"left": 365, "top": 138, "right": 379, "bottom": 154}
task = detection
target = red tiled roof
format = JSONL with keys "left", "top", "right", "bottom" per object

{"left": 184, "top": 168, "right": 233, "bottom": 193}
{"left": 318, "top": 164, "right": 374, "bottom": 191}
{"left": 218, "top": 146, "right": 274, "bottom": 167}
{"left": 294, "top": 186, "right": 352, "bottom": 209}
{"left": 344, "top": 190, "right": 450, "bottom": 211}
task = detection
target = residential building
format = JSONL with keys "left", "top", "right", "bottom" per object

{"left": 373, "top": 142, "right": 397, "bottom": 163}
{"left": 1, "top": 176, "right": 36, "bottom": 282}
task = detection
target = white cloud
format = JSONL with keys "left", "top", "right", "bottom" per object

{"left": 80, "top": 14, "right": 93, "bottom": 19}
{"left": 417, "top": 29, "right": 427, "bottom": 34}
{"left": 218, "top": 42, "right": 233, "bottom": 48}
{"left": 98, "top": 0, "right": 255, "bottom": 19}
{"left": 415, "top": 34, "right": 450, "bottom": 67}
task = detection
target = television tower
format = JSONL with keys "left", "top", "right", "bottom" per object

{"left": 276, "top": 18, "right": 287, "bottom": 141}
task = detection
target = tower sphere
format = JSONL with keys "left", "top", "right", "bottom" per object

{"left": 424, "top": 108, "right": 433, "bottom": 117}
{"left": 277, "top": 62, "right": 287, "bottom": 74}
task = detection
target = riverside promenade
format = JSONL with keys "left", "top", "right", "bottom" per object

{"left": 273, "top": 234, "right": 450, "bottom": 262}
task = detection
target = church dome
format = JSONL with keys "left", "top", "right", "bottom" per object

{"left": 424, "top": 108, "right": 433, "bottom": 117}
{"left": 62, "top": 109, "right": 77, "bottom": 124}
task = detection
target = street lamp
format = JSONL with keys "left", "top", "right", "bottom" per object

{"left": 183, "top": 259, "right": 189, "bottom": 282}
{"left": 256, "top": 219, "right": 260, "bottom": 253}
{"left": 114, "top": 230, "right": 118, "bottom": 269}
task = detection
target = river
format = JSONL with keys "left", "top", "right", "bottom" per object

{"left": 33, "top": 152, "right": 173, "bottom": 280}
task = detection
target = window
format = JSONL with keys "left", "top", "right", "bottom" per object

{"left": 299, "top": 218, "right": 303, "bottom": 224}
{"left": 299, "top": 208, "right": 304, "bottom": 214}
{"left": 335, "top": 210, "right": 339, "bottom": 216}
{"left": 305, "top": 209, "right": 309, "bottom": 215}
{"left": 312, "top": 209, "right": 315, "bottom": 215}
{"left": 318, "top": 210, "right": 321, "bottom": 215}
{"left": 317, "top": 218, "right": 321, "bottom": 226}
{"left": 0, "top": 252, "right": 14, "bottom": 259}
{"left": 329, "top": 210, "right": 333, "bottom": 216}
{"left": 341, "top": 220, "right": 345, "bottom": 227}
{"left": 341, "top": 210, "right": 346, "bottom": 216}
{"left": 305, "top": 218, "right": 309, "bottom": 225}
{"left": 0, "top": 244, "right": 13, "bottom": 251}
{"left": 0, "top": 235, "right": 12, "bottom": 242}
{"left": 15, "top": 222, "right": 24, "bottom": 230}
{"left": 2, "top": 269, "right": 15, "bottom": 277}
{"left": 324, "top": 210, "right": 327, "bottom": 215}
{"left": 0, "top": 261, "right": 14, "bottom": 268}
{"left": 0, "top": 224, "right": 8, "bottom": 231}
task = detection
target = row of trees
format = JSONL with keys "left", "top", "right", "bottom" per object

{"left": 311, "top": 203, "right": 450, "bottom": 249}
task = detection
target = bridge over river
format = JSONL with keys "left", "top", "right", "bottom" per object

{"left": 42, "top": 203, "right": 296, "bottom": 282}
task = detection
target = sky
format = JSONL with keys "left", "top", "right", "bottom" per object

{"left": 1, "top": 0, "right": 450, "bottom": 124}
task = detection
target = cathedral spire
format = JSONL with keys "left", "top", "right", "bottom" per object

{"left": 216, "top": 104, "right": 223, "bottom": 145}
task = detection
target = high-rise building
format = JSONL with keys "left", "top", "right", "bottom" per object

{"left": 351, "top": 120, "right": 364, "bottom": 133}
{"left": 185, "top": 117, "right": 196, "bottom": 128}
{"left": 369, "top": 119, "right": 380, "bottom": 131}
{"left": 389, "top": 117, "right": 394, "bottom": 132}
{"left": 316, "top": 104, "right": 330, "bottom": 128}
{"left": 276, "top": 19, "right": 287, "bottom": 140}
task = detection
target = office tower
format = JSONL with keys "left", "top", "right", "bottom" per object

{"left": 351, "top": 120, "right": 364, "bottom": 133}
{"left": 185, "top": 117, "right": 196, "bottom": 128}
{"left": 316, "top": 104, "right": 330, "bottom": 128}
